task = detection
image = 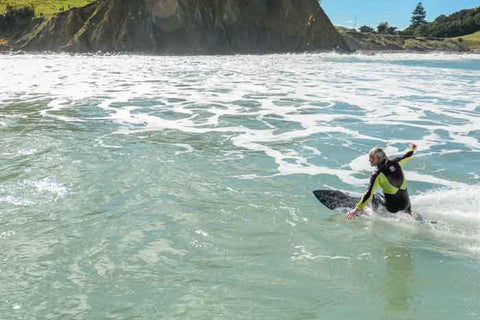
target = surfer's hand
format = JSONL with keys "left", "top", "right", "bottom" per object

{"left": 409, "top": 142, "right": 417, "bottom": 151}
{"left": 346, "top": 208, "right": 358, "bottom": 220}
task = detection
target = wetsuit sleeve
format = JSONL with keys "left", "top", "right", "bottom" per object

{"left": 355, "top": 172, "right": 380, "bottom": 210}
{"left": 396, "top": 147, "right": 415, "bottom": 166}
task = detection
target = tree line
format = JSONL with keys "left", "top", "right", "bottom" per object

{"left": 357, "top": 2, "right": 480, "bottom": 38}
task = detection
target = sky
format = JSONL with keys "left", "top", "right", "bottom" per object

{"left": 321, "top": 0, "right": 480, "bottom": 30}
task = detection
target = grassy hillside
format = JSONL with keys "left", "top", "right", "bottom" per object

{"left": 0, "top": 0, "right": 93, "bottom": 16}
{"left": 413, "top": 7, "right": 480, "bottom": 38}
{"left": 455, "top": 30, "right": 480, "bottom": 49}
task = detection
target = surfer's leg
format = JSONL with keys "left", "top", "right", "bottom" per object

{"left": 384, "top": 190, "right": 409, "bottom": 214}
{"left": 384, "top": 194, "right": 402, "bottom": 213}
{"left": 404, "top": 204, "right": 412, "bottom": 214}
{"left": 371, "top": 193, "right": 385, "bottom": 210}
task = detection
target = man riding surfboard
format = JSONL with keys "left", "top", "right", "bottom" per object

{"left": 346, "top": 143, "right": 419, "bottom": 220}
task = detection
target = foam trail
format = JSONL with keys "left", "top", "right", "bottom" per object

{"left": 410, "top": 186, "right": 480, "bottom": 255}
{"left": 413, "top": 185, "right": 480, "bottom": 221}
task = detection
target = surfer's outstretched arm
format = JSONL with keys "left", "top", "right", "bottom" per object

{"left": 346, "top": 172, "right": 380, "bottom": 220}
{"left": 396, "top": 143, "right": 417, "bottom": 166}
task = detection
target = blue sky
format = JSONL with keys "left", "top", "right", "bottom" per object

{"left": 321, "top": 0, "right": 480, "bottom": 29}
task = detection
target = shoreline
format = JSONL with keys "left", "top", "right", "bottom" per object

{"left": 2, "top": 34, "right": 478, "bottom": 56}
{"left": 1, "top": 48, "right": 480, "bottom": 57}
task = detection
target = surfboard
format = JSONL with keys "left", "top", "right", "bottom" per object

{"left": 312, "top": 189, "right": 384, "bottom": 211}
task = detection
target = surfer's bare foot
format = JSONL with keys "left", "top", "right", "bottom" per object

{"left": 411, "top": 211, "right": 423, "bottom": 222}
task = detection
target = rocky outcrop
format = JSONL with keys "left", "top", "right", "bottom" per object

{"left": 14, "top": 0, "right": 348, "bottom": 54}
{"left": 341, "top": 30, "right": 471, "bottom": 52}
{"left": 0, "top": 38, "right": 10, "bottom": 51}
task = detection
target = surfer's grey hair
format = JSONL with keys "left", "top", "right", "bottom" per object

{"left": 369, "top": 146, "right": 387, "bottom": 161}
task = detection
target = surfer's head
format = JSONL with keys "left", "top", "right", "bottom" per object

{"left": 369, "top": 147, "right": 387, "bottom": 166}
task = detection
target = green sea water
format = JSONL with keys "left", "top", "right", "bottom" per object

{"left": 1, "top": 52, "right": 479, "bottom": 319}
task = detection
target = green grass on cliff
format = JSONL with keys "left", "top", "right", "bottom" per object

{"left": 454, "top": 31, "right": 480, "bottom": 48}
{"left": 0, "top": 0, "right": 93, "bottom": 16}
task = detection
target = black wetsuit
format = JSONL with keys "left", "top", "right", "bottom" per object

{"left": 355, "top": 147, "right": 415, "bottom": 214}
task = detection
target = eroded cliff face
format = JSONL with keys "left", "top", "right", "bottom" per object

{"left": 340, "top": 30, "right": 471, "bottom": 52}
{"left": 15, "top": 0, "right": 348, "bottom": 54}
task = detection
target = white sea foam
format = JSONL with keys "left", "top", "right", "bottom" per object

{"left": 174, "top": 144, "right": 194, "bottom": 155}
{"left": 18, "top": 148, "right": 37, "bottom": 156}
{"left": 0, "top": 178, "right": 69, "bottom": 204}
{"left": 0, "top": 230, "right": 15, "bottom": 240}
{"left": 410, "top": 186, "right": 480, "bottom": 255}
{"left": 291, "top": 245, "right": 351, "bottom": 261}
{"left": 1, "top": 177, "right": 67, "bottom": 206}
{"left": 0, "top": 196, "right": 34, "bottom": 206}
{"left": 413, "top": 185, "right": 480, "bottom": 221}
{"left": 1, "top": 53, "right": 478, "bottom": 189}
{"left": 27, "top": 178, "right": 67, "bottom": 199}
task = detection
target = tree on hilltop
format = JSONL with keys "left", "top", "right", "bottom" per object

{"left": 359, "top": 25, "right": 375, "bottom": 33}
{"left": 412, "top": 7, "right": 480, "bottom": 37}
{"left": 377, "top": 22, "right": 397, "bottom": 34}
{"left": 411, "top": 2, "right": 427, "bottom": 27}
{"left": 377, "top": 22, "right": 389, "bottom": 34}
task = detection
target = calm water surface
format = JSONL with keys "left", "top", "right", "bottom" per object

{"left": 1, "top": 52, "right": 480, "bottom": 319}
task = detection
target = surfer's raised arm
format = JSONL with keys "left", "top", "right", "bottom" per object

{"left": 395, "top": 143, "right": 417, "bottom": 166}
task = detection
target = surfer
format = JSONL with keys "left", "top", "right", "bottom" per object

{"left": 346, "top": 143, "right": 419, "bottom": 220}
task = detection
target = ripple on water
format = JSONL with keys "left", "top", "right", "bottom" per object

{"left": 0, "top": 178, "right": 68, "bottom": 206}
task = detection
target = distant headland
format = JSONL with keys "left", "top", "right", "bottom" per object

{"left": 337, "top": 3, "right": 480, "bottom": 53}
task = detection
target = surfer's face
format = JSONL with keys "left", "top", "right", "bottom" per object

{"left": 369, "top": 153, "right": 380, "bottom": 166}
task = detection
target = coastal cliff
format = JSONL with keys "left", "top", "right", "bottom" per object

{"left": 12, "top": 0, "right": 348, "bottom": 54}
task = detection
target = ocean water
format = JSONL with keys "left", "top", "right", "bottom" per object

{"left": 0, "top": 52, "right": 479, "bottom": 319}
